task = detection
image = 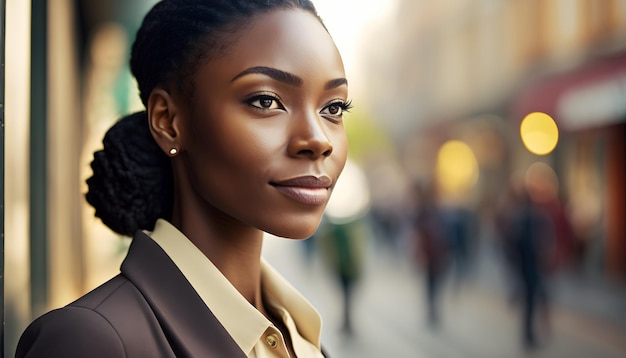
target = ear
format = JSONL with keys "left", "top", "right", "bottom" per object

{"left": 147, "top": 88, "right": 182, "bottom": 156}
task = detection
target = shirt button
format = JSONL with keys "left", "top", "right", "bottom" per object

{"left": 266, "top": 334, "right": 279, "bottom": 348}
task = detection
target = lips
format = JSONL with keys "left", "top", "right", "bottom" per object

{"left": 271, "top": 175, "right": 332, "bottom": 205}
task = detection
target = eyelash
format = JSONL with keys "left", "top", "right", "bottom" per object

{"left": 245, "top": 93, "right": 284, "bottom": 111}
{"left": 322, "top": 99, "right": 353, "bottom": 118}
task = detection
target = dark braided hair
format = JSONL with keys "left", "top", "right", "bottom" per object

{"left": 86, "top": 0, "right": 321, "bottom": 236}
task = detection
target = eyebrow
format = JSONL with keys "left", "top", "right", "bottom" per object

{"left": 325, "top": 78, "right": 348, "bottom": 90}
{"left": 232, "top": 66, "right": 302, "bottom": 87}
{"left": 231, "top": 66, "right": 348, "bottom": 90}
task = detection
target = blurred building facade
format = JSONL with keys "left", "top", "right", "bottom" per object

{"left": 361, "top": 0, "right": 626, "bottom": 280}
{"left": 4, "top": 0, "right": 157, "bottom": 355}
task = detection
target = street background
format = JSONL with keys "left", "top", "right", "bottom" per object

{"left": 5, "top": 0, "right": 626, "bottom": 357}
{"left": 264, "top": 232, "right": 626, "bottom": 358}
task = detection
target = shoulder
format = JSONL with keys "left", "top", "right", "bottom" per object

{"left": 16, "top": 275, "right": 162, "bottom": 358}
{"left": 16, "top": 305, "right": 126, "bottom": 357}
{"left": 70, "top": 274, "right": 134, "bottom": 309}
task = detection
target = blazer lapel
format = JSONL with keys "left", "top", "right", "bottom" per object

{"left": 121, "top": 231, "right": 247, "bottom": 358}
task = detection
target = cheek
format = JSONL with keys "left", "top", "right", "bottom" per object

{"left": 185, "top": 110, "right": 284, "bottom": 194}
{"left": 188, "top": 106, "right": 269, "bottom": 159}
{"left": 224, "top": 123, "right": 288, "bottom": 174}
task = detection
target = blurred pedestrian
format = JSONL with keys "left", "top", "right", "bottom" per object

{"left": 318, "top": 219, "right": 366, "bottom": 337}
{"left": 440, "top": 205, "right": 477, "bottom": 290}
{"left": 525, "top": 161, "right": 574, "bottom": 274}
{"left": 499, "top": 187, "right": 554, "bottom": 349}
{"left": 411, "top": 184, "right": 449, "bottom": 328}
{"left": 15, "top": 1, "right": 349, "bottom": 356}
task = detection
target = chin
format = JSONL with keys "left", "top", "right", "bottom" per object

{"left": 264, "top": 215, "right": 322, "bottom": 240}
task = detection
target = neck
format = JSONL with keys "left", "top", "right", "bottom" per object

{"left": 174, "top": 211, "right": 266, "bottom": 307}
{"left": 170, "top": 175, "right": 266, "bottom": 308}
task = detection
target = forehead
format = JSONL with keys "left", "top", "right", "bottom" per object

{"left": 198, "top": 9, "right": 345, "bottom": 84}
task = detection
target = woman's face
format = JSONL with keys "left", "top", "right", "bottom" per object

{"left": 177, "top": 9, "right": 349, "bottom": 239}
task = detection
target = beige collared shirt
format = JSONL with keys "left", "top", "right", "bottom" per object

{"left": 147, "top": 219, "right": 324, "bottom": 358}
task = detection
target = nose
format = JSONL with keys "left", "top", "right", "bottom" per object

{"left": 287, "top": 113, "right": 333, "bottom": 159}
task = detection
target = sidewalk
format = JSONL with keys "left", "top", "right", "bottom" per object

{"left": 263, "top": 235, "right": 626, "bottom": 358}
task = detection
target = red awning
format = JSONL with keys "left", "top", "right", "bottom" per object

{"left": 512, "top": 52, "right": 626, "bottom": 130}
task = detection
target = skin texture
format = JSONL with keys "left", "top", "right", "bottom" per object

{"left": 147, "top": 7, "right": 348, "bottom": 338}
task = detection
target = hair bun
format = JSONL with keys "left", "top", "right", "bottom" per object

{"left": 86, "top": 111, "right": 173, "bottom": 236}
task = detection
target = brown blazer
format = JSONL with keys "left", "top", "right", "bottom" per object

{"left": 15, "top": 231, "right": 247, "bottom": 357}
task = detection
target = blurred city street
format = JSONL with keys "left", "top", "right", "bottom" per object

{"left": 5, "top": 1, "right": 626, "bottom": 357}
{"left": 264, "top": 234, "right": 626, "bottom": 358}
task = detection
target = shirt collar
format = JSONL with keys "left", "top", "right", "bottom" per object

{"left": 147, "top": 219, "right": 321, "bottom": 354}
{"left": 261, "top": 259, "right": 322, "bottom": 348}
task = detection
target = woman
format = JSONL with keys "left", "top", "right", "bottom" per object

{"left": 16, "top": 0, "right": 350, "bottom": 356}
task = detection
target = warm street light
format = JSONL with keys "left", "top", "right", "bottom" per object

{"left": 520, "top": 112, "right": 559, "bottom": 155}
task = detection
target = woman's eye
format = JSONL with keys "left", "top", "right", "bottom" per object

{"left": 321, "top": 100, "right": 353, "bottom": 117}
{"left": 247, "top": 95, "right": 283, "bottom": 110}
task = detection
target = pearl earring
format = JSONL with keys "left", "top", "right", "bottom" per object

{"left": 169, "top": 148, "right": 178, "bottom": 156}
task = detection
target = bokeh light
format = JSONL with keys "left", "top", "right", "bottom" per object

{"left": 435, "top": 140, "right": 479, "bottom": 195}
{"left": 520, "top": 112, "right": 559, "bottom": 155}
